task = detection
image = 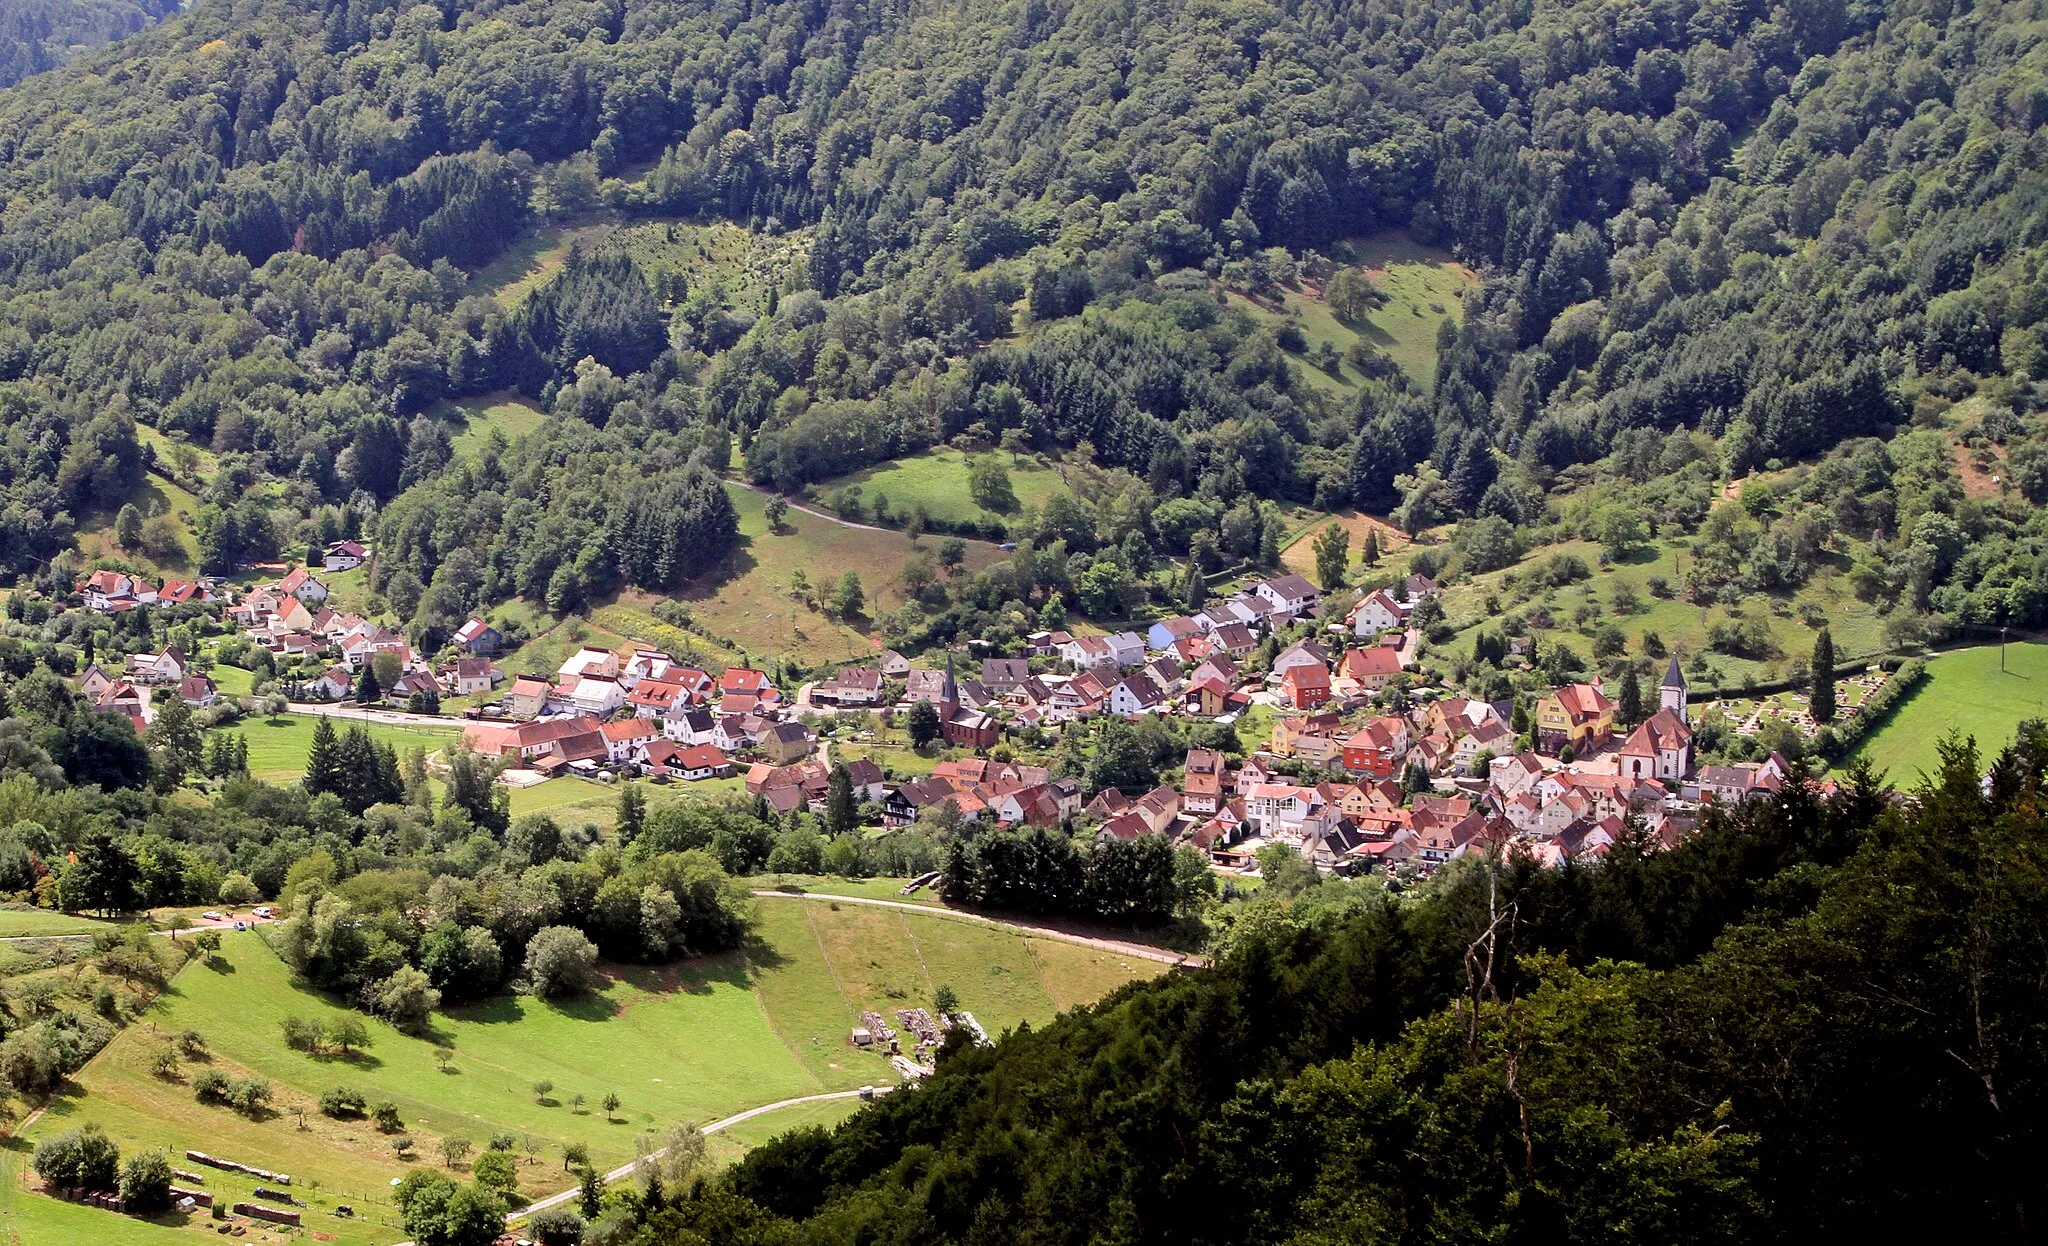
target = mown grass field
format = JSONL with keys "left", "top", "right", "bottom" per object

{"left": 15, "top": 905, "right": 1157, "bottom": 1245}
{"left": 820, "top": 448, "right": 1071, "bottom": 529}
{"left": 0, "top": 906, "right": 118, "bottom": 938}
{"left": 218, "top": 715, "right": 462, "bottom": 784}
{"left": 1851, "top": 643, "right": 2048, "bottom": 782}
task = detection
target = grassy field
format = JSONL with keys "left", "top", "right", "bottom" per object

{"left": 73, "top": 469, "right": 207, "bottom": 578}
{"left": 1227, "top": 232, "right": 1477, "bottom": 390}
{"left": 1851, "top": 643, "right": 2048, "bottom": 782}
{"left": 444, "top": 392, "right": 548, "bottom": 458}
{"left": 657, "top": 482, "right": 1003, "bottom": 667}
{"left": 1279, "top": 509, "right": 1416, "bottom": 580}
{"left": 15, "top": 904, "right": 1157, "bottom": 1245}
{"left": 819, "top": 448, "right": 1071, "bottom": 530}
{"left": 0, "top": 906, "right": 119, "bottom": 938}
{"left": 1428, "top": 535, "right": 1892, "bottom": 692}
{"left": 469, "top": 219, "right": 617, "bottom": 309}
{"left": 219, "top": 715, "right": 462, "bottom": 784}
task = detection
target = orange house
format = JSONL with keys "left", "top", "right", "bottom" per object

{"left": 1280, "top": 662, "right": 1331, "bottom": 710}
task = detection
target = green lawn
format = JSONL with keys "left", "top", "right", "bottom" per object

{"left": 221, "top": 715, "right": 462, "bottom": 783}
{"left": 17, "top": 903, "right": 1158, "bottom": 1244}
{"left": 444, "top": 392, "right": 548, "bottom": 458}
{"left": 0, "top": 906, "right": 117, "bottom": 938}
{"left": 1851, "top": 643, "right": 2048, "bottom": 783}
{"left": 820, "top": 447, "right": 1071, "bottom": 529}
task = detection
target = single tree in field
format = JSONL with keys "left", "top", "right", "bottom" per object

{"left": 570, "top": 1092, "right": 586, "bottom": 1114}
{"left": 563, "top": 1141, "right": 590, "bottom": 1172}
{"left": 615, "top": 783, "right": 646, "bottom": 845}
{"left": 1362, "top": 527, "right": 1380, "bottom": 567}
{"left": 764, "top": 494, "right": 790, "bottom": 530}
{"left": 834, "top": 570, "right": 865, "bottom": 619}
{"left": 434, "top": 1045, "right": 455, "bottom": 1073}
{"left": 933, "top": 983, "right": 960, "bottom": 1014}
{"left": 533, "top": 1079, "right": 554, "bottom": 1104}
{"left": 330, "top": 1015, "right": 370, "bottom": 1056}
{"left": 1811, "top": 627, "right": 1836, "bottom": 722}
{"left": 1312, "top": 522, "right": 1350, "bottom": 590}
{"left": 601, "top": 1092, "right": 621, "bottom": 1122}
{"left": 440, "top": 1136, "right": 471, "bottom": 1168}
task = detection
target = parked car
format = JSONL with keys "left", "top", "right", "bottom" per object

{"left": 202, "top": 911, "right": 224, "bottom": 922}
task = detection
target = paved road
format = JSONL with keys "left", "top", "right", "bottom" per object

{"left": 509, "top": 1089, "right": 869, "bottom": 1221}
{"left": 750, "top": 889, "right": 1202, "bottom": 968}
{"left": 283, "top": 702, "right": 465, "bottom": 729}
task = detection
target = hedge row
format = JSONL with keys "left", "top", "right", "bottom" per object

{"left": 1812, "top": 658, "right": 1926, "bottom": 762}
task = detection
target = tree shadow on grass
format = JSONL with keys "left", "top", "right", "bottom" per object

{"left": 310, "top": 1049, "right": 384, "bottom": 1070}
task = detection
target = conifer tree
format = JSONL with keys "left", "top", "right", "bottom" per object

{"left": 1811, "top": 628, "right": 1836, "bottom": 722}
{"left": 1618, "top": 666, "right": 1643, "bottom": 725}
{"left": 304, "top": 717, "right": 343, "bottom": 797}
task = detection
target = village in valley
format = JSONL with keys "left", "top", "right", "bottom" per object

{"left": 66, "top": 536, "right": 1833, "bottom": 888}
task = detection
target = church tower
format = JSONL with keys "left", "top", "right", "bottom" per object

{"left": 1659, "top": 655, "right": 1688, "bottom": 724}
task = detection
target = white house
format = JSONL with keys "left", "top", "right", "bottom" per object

{"left": 1106, "top": 671, "right": 1167, "bottom": 716}
{"left": 662, "top": 707, "right": 718, "bottom": 745}
{"left": 1251, "top": 574, "right": 1320, "bottom": 618}
{"left": 1347, "top": 590, "right": 1407, "bottom": 637}
{"left": 560, "top": 675, "right": 626, "bottom": 717}
{"left": 323, "top": 540, "right": 368, "bottom": 572}
{"left": 557, "top": 647, "right": 620, "bottom": 681}
{"left": 1105, "top": 631, "right": 1147, "bottom": 668}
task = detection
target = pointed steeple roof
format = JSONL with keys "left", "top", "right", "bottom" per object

{"left": 941, "top": 650, "right": 959, "bottom": 707}
{"left": 1661, "top": 655, "right": 1686, "bottom": 690}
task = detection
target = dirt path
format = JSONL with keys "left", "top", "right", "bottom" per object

{"left": 750, "top": 890, "right": 1203, "bottom": 968}
{"left": 728, "top": 480, "right": 895, "bottom": 533}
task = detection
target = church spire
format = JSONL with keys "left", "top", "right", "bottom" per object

{"left": 1659, "top": 654, "right": 1688, "bottom": 723}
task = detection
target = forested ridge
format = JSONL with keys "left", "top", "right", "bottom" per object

{"left": 0, "top": 0, "right": 2045, "bottom": 644}
{"left": 0, "top": 0, "right": 177, "bottom": 89}
{"left": 603, "top": 742, "right": 2043, "bottom": 1246}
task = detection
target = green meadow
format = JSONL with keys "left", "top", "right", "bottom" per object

{"left": 13, "top": 904, "right": 1158, "bottom": 1244}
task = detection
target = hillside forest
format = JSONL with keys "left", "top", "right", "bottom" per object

{"left": 0, "top": 0, "right": 2039, "bottom": 655}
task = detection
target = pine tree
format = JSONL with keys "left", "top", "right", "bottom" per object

{"left": 1362, "top": 527, "right": 1380, "bottom": 567}
{"left": 1811, "top": 627, "right": 1836, "bottom": 722}
{"left": 304, "top": 716, "right": 343, "bottom": 796}
{"left": 1182, "top": 559, "right": 1206, "bottom": 611}
{"left": 356, "top": 663, "right": 381, "bottom": 704}
{"left": 578, "top": 1166, "right": 603, "bottom": 1220}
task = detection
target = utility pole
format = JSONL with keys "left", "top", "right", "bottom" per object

{"left": 2001, "top": 626, "right": 2009, "bottom": 673}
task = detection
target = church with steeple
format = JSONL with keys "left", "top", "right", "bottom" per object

{"left": 1618, "top": 656, "right": 1694, "bottom": 782}
{"left": 937, "top": 651, "right": 999, "bottom": 749}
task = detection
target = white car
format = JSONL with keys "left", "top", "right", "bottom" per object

{"left": 201, "top": 911, "right": 225, "bottom": 922}
{"left": 252, "top": 906, "right": 273, "bottom": 918}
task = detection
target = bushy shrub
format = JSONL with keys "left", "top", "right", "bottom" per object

{"left": 320, "top": 1085, "right": 368, "bottom": 1118}
{"left": 32, "top": 1124, "right": 119, "bottom": 1191}
{"left": 118, "top": 1149, "right": 174, "bottom": 1211}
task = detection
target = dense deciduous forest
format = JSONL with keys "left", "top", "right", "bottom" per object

{"left": 0, "top": 0, "right": 2042, "bottom": 643}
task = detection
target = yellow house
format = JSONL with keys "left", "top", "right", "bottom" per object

{"left": 1534, "top": 683, "right": 1615, "bottom": 756}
